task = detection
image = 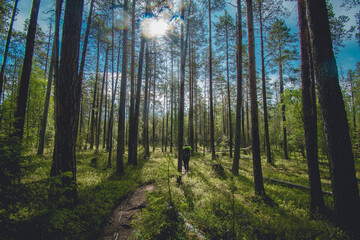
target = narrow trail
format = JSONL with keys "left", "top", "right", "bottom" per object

{"left": 98, "top": 184, "right": 156, "bottom": 240}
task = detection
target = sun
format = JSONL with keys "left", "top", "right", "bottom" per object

{"left": 141, "top": 18, "right": 169, "bottom": 39}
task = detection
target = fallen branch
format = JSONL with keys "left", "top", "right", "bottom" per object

{"left": 262, "top": 177, "right": 333, "bottom": 196}
{"left": 177, "top": 212, "right": 206, "bottom": 239}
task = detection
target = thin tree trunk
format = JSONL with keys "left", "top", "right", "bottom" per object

{"left": 103, "top": 71, "right": 108, "bottom": 149}
{"left": 259, "top": 1, "right": 271, "bottom": 164}
{"left": 225, "top": 12, "right": 233, "bottom": 158}
{"left": 44, "top": 22, "right": 52, "bottom": 77}
{"left": 108, "top": 31, "right": 122, "bottom": 166}
{"left": 232, "top": 1, "right": 242, "bottom": 175}
{"left": 128, "top": 0, "right": 136, "bottom": 162}
{"left": 0, "top": 0, "right": 19, "bottom": 103}
{"left": 279, "top": 58, "right": 288, "bottom": 159}
{"left": 90, "top": 39, "right": 100, "bottom": 149}
{"left": 178, "top": 0, "right": 186, "bottom": 183}
{"left": 143, "top": 42, "right": 150, "bottom": 158}
{"left": 246, "top": 0, "right": 265, "bottom": 196}
{"left": 165, "top": 83, "right": 168, "bottom": 152}
{"left": 208, "top": 0, "right": 215, "bottom": 160}
{"left": 96, "top": 48, "right": 109, "bottom": 153}
{"left": 153, "top": 49, "right": 156, "bottom": 152}
{"left": 37, "top": 43, "right": 55, "bottom": 155}
{"left": 116, "top": 0, "right": 129, "bottom": 174}
{"left": 128, "top": 36, "right": 145, "bottom": 166}
{"left": 78, "top": 0, "right": 95, "bottom": 93}
{"left": 170, "top": 45, "right": 174, "bottom": 152}
{"left": 307, "top": 0, "right": 360, "bottom": 234}
{"left": 49, "top": 0, "right": 63, "bottom": 177}
{"left": 189, "top": 30, "right": 194, "bottom": 155}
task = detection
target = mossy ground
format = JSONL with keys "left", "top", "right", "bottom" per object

{"left": 1, "top": 147, "right": 357, "bottom": 239}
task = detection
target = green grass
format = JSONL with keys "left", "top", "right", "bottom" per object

{"left": 1, "top": 147, "right": 356, "bottom": 239}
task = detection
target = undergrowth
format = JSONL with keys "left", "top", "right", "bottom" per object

{"left": 1, "top": 147, "right": 356, "bottom": 239}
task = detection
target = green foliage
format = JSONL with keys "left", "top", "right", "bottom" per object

{"left": 1, "top": 147, "right": 356, "bottom": 239}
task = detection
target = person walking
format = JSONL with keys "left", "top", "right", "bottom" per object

{"left": 182, "top": 144, "right": 191, "bottom": 173}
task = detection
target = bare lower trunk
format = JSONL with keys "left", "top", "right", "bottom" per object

{"left": 307, "top": 0, "right": 360, "bottom": 234}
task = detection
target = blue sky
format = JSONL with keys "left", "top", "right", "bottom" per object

{"left": 13, "top": 0, "right": 360, "bottom": 74}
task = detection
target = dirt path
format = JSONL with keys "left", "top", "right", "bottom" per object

{"left": 98, "top": 184, "right": 156, "bottom": 240}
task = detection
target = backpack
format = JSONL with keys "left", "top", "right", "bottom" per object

{"left": 183, "top": 147, "right": 190, "bottom": 159}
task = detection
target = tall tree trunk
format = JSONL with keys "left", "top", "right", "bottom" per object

{"left": 103, "top": 73, "right": 108, "bottom": 150}
{"left": 78, "top": 0, "right": 95, "bottom": 90}
{"left": 11, "top": 0, "right": 41, "bottom": 142}
{"left": 189, "top": 29, "right": 194, "bottom": 155}
{"left": 232, "top": 0, "right": 242, "bottom": 175}
{"left": 44, "top": 22, "right": 52, "bottom": 77}
{"left": 259, "top": 1, "right": 271, "bottom": 164}
{"left": 225, "top": 11, "right": 233, "bottom": 158}
{"left": 178, "top": 0, "right": 186, "bottom": 183}
{"left": 49, "top": 0, "right": 63, "bottom": 177}
{"left": 165, "top": 84, "right": 168, "bottom": 152}
{"left": 37, "top": 43, "right": 55, "bottom": 155}
{"left": 143, "top": 42, "right": 150, "bottom": 158}
{"left": 306, "top": 0, "right": 360, "bottom": 234}
{"left": 194, "top": 59, "right": 198, "bottom": 153}
{"left": 0, "top": 0, "right": 19, "bottom": 103}
{"left": 116, "top": 0, "right": 129, "bottom": 174}
{"left": 90, "top": 39, "right": 100, "bottom": 149}
{"left": 279, "top": 57, "right": 288, "bottom": 159}
{"left": 128, "top": 0, "right": 136, "bottom": 161}
{"left": 246, "top": 0, "right": 265, "bottom": 196}
{"left": 52, "top": 0, "right": 84, "bottom": 205}
{"left": 128, "top": 36, "right": 145, "bottom": 166}
{"left": 170, "top": 45, "right": 174, "bottom": 152}
{"left": 153, "top": 49, "right": 157, "bottom": 152}
{"left": 298, "top": 0, "right": 325, "bottom": 214}
{"left": 246, "top": 84, "right": 250, "bottom": 144}
{"left": 208, "top": 0, "right": 215, "bottom": 160}
{"left": 96, "top": 48, "right": 109, "bottom": 153}
{"left": 108, "top": 31, "right": 122, "bottom": 167}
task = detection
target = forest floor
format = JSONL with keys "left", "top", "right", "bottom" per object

{"left": 98, "top": 183, "right": 156, "bottom": 240}
{"left": 1, "top": 148, "right": 359, "bottom": 239}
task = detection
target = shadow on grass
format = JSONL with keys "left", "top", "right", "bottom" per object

{"left": 1, "top": 148, "right": 156, "bottom": 240}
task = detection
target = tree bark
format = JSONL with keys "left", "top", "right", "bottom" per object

{"left": 116, "top": 0, "right": 129, "bottom": 174}
{"left": 128, "top": 36, "right": 145, "bottom": 166}
{"left": 37, "top": 43, "right": 55, "bottom": 155}
{"left": 153, "top": 48, "right": 157, "bottom": 152}
{"left": 225, "top": 11, "right": 233, "bottom": 158}
{"left": 247, "top": 0, "right": 265, "bottom": 196}
{"left": 259, "top": 1, "right": 272, "bottom": 164}
{"left": 306, "top": 0, "right": 360, "bottom": 234}
{"left": 11, "top": 0, "right": 41, "bottom": 142}
{"left": 50, "top": 0, "right": 63, "bottom": 177}
{"left": 279, "top": 58, "right": 288, "bottom": 159}
{"left": 178, "top": 0, "right": 186, "bottom": 183}
{"left": 128, "top": 0, "right": 136, "bottom": 162}
{"left": 96, "top": 48, "right": 109, "bottom": 153}
{"left": 108, "top": 31, "right": 122, "bottom": 167}
{"left": 143, "top": 42, "right": 150, "bottom": 158}
{"left": 208, "top": 0, "right": 216, "bottom": 160}
{"left": 170, "top": 45, "right": 174, "bottom": 153}
{"left": 233, "top": 0, "right": 242, "bottom": 175}
{"left": 298, "top": 0, "right": 325, "bottom": 214}
{"left": 52, "top": 0, "right": 84, "bottom": 205}
{"left": 90, "top": 39, "right": 100, "bottom": 149}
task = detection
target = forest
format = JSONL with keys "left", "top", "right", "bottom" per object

{"left": 0, "top": 0, "right": 360, "bottom": 239}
